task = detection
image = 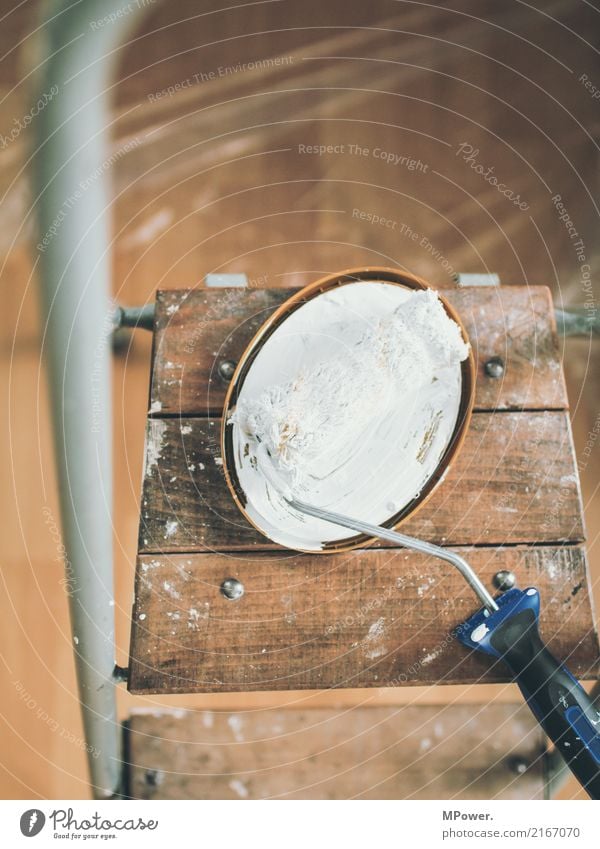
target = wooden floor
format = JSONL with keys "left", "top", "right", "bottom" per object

{"left": 1, "top": 0, "right": 599, "bottom": 799}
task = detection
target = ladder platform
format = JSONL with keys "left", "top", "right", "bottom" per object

{"left": 126, "top": 703, "right": 546, "bottom": 799}
{"left": 128, "top": 284, "right": 598, "bottom": 694}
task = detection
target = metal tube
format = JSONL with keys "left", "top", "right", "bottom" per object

{"left": 32, "top": 0, "right": 153, "bottom": 799}
{"left": 290, "top": 498, "right": 499, "bottom": 613}
{"left": 555, "top": 307, "right": 600, "bottom": 337}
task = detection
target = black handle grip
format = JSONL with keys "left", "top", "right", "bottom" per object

{"left": 490, "top": 607, "right": 600, "bottom": 799}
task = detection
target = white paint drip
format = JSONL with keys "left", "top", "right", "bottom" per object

{"left": 123, "top": 208, "right": 174, "bottom": 248}
{"left": 417, "top": 576, "right": 436, "bottom": 597}
{"left": 421, "top": 648, "right": 442, "bottom": 665}
{"left": 144, "top": 419, "right": 167, "bottom": 476}
{"left": 227, "top": 714, "right": 244, "bottom": 742}
{"left": 162, "top": 580, "right": 181, "bottom": 600}
{"left": 560, "top": 474, "right": 577, "bottom": 485}
{"left": 188, "top": 607, "right": 201, "bottom": 630}
{"left": 364, "top": 617, "right": 387, "bottom": 659}
{"left": 366, "top": 618, "right": 386, "bottom": 641}
{"left": 164, "top": 520, "right": 179, "bottom": 538}
{"left": 229, "top": 778, "right": 249, "bottom": 798}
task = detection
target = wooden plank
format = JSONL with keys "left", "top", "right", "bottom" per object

{"left": 128, "top": 545, "right": 598, "bottom": 694}
{"left": 149, "top": 286, "right": 567, "bottom": 415}
{"left": 138, "top": 411, "right": 584, "bottom": 553}
{"left": 127, "top": 704, "right": 546, "bottom": 799}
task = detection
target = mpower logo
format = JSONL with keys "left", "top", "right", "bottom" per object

{"left": 20, "top": 809, "right": 46, "bottom": 837}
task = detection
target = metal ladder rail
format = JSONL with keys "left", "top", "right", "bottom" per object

{"left": 31, "top": 0, "right": 157, "bottom": 799}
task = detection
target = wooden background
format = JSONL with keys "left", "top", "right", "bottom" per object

{"left": 1, "top": 0, "right": 599, "bottom": 798}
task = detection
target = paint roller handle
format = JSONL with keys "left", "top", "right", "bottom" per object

{"left": 459, "top": 587, "right": 600, "bottom": 799}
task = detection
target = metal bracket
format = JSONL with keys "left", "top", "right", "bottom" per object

{"left": 113, "top": 304, "right": 155, "bottom": 331}
{"left": 112, "top": 664, "right": 129, "bottom": 684}
{"left": 205, "top": 273, "right": 248, "bottom": 288}
{"left": 453, "top": 272, "right": 500, "bottom": 287}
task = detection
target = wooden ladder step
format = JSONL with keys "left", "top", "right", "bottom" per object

{"left": 149, "top": 286, "right": 568, "bottom": 415}
{"left": 129, "top": 545, "right": 597, "bottom": 694}
{"left": 126, "top": 703, "right": 547, "bottom": 800}
{"left": 138, "top": 411, "right": 584, "bottom": 553}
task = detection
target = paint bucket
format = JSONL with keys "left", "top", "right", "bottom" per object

{"left": 222, "top": 266, "right": 474, "bottom": 552}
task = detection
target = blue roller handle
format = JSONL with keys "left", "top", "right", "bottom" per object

{"left": 458, "top": 587, "right": 600, "bottom": 799}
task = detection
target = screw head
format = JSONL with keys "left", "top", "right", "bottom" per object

{"left": 484, "top": 356, "right": 504, "bottom": 379}
{"left": 218, "top": 360, "right": 236, "bottom": 381}
{"left": 508, "top": 756, "right": 528, "bottom": 775}
{"left": 493, "top": 570, "right": 516, "bottom": 591}
{"left": 220, "top": 577, "right": 244, "bottom": 600}
{"left": 144, "top": 769, "right": 163, "bottom": 787}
